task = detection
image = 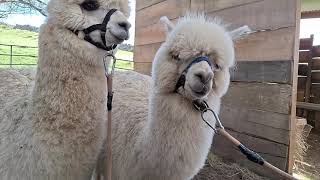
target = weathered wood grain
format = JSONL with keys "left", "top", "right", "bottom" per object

{"left": 222, "top": 82, "right": 291, "bottom": 114}
{"left": 134, "top": 43, "right": 162, "bottom": 63}
{"left": 191, "top": 0, "right": 204, "bottom": 11}
{"left": 299, "top": 36, "right": 314, "bottom": 50}
{"left": 221, "top": 104, "right": 290, "bottom": 131}
{"left": 298, "top": 76, "right": 306, "bottom": 90}
{"left": 134, "top": 62, "right": 153, "bottom": 75}
{"left": 234, "top": 27, "right": 295, "bottom": 61}
{"left": 313, "top": 59, "right": 320, "bottom": 70}
{"left": 135, "top": 26, "right": 295, "bottom": 61}
{"left": 312, "top": 71, "right": 320, "bottom": 83}
{"left": 298, "top": 63, "right": 308, "bottom": 76}
{"left": 136, "top": 0, "right": 189, "bottom": 28}
{"left": 299, "top": 50, "right": 312, "bottom": 63}
{"left": 207, "top": 0, "right": 296, "bottom": 31}
{"left": 212, "top": 129, "right": 288, "bottom": 178}
{"left": 220, "top": 105, "right": 290, "bottom": 144}
{"left": 136, "top": 0, "right": 165, "bottom": 11}
{"left": 204, "top": 0, "right": 261, "bottom": 13}
{"left": 287, "top": 1, "right": 300, "bottom": 172}
{"left": 231, "top": 60, "right": 292, "bottom": 83}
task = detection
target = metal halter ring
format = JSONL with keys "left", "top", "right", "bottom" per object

{"left": 103, "top": 53, "right": 117, "bottom": 77}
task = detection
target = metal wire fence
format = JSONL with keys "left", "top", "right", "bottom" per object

{"left": 0, "top": 43, "right": 133, "bottom": 70}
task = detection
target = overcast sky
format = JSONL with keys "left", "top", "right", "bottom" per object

{"left": 2, "top": 0, "right": 136, "bottom": 45}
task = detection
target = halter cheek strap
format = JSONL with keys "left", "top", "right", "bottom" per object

{"left": 174, "top": 56, "right": 212, "bottom": 92}
{"left": 71, "top": 9, "right": 118, "bottom": 51}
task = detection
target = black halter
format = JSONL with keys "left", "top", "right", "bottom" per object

{"left": 73, "top": 9, "right": 118, "bottom": 51}
{"left": 174, "top": 56, "right": 213, "bottom": 92}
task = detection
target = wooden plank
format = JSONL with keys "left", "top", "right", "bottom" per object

{"left": 313, "top": 59, "right": 320, "bottom": 70}
{"left": 312, "top": 71, "right": 320, "bottom": 83}
{"left": 235, "top": 27, "right": 295, "bottom": 61}
{"left": 231, "top": 60, "right": 292, "bottom": 83}
{"left": 301, "top": 10, "right": 320, "bottom": 19}
{"left": 299, "top": 50, "right": 312, "bottom": 63}
{"left": 298, "top": 63, "right": 308, "bottom": 76}
{"left": 298, "top": 76, "right": 306, "bottom": 90}
{"left": 313, "top": 45, "right": 320, "bottom": 57}
{"left": 297, "top": 90, "right": 305, "bottom": 102}
{"left": 134, "top": 62, "right": 153, "bottom": 75}
{"left": 136, "top": 0, "right": 189, "bottom": 28}
{"left": 213, "top": 129, "right": 288, "bottom": 178}
{"left": 220, "top": 105, "right": 290, "bottom": 144}
{"left": 222, "top": 82, "right": 291, "bottom": 114}
{"left": 288, "top": 0, "right": 300, "bottom": 173}
{"left": 136, "top": 25, "right": 295, "bottom": 61}
{"left": 134, "top": 43, "right": 162, "bottom": 63}
{"left": 296, "top": 102, "right": 320, "bottom": 111}
{"left": 315, "top": 112, "right": 320, "bottom": 131}
{"left": 191, "top": 0, "right": 204, "bottom": 11}
{"left": 299, "top": 37, "right": 313, "bottom": 50}
{"left": 134, "top": 18, "right": 178, "bottom": 46}
{"left": 136, "top": 0, "right": 165, "bottom": 11}
{"left": 204, "top": 0, "right": 261, "bottom": 13}
{"left": 207, "top": 0, "right": 296, "bottom": 31}
{"left": 221, "top": 105, "right": 290, "bottom": 130}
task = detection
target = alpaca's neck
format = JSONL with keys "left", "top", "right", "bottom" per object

{"left": 139, "top": 91, "right": 217, "bottom": 178}
{"left": 31, "top": 24, "right": 107, "bottom": 134}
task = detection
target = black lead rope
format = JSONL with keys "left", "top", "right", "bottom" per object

{"left": 193, "top": 100, "right": 266, "bottom": 165}
{"left": 193, "top": 100, "right": 298, "bottom": 180}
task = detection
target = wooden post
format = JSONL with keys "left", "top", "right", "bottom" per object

{"left": 10, "top": 45, "right": 13, "bottom": 68}
{"left": 303, "top": 35, "right": 314, "bottom": 118}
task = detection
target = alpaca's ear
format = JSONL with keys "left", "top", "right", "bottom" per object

{"left": 229, "top": 25, "right": 251, "bottom": 41}
{"left": 160, "top": 16, "right": 174, "bottom": 34}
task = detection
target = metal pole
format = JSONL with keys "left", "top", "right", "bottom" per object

{"left": 10, "top": 45, "right": 13, "bottom": 68}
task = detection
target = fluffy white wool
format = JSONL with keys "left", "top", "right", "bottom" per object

{"left": 96, "top": 14, "right": 249, "bottom": 180}
{"left": 0, "top": 0, "right": 130, "bottom": 179}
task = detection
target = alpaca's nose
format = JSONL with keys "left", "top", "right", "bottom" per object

{"left": 194, "top": 71, "right": 213, "bottom": 84}
{"left": 118, "top": 21, "right": 131, "bottom": 31}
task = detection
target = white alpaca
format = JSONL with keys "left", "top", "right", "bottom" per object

{"left": 0, "top": 0, "right": 130, "bottom": 179}
{"left": 97, "top": 15, "right": 250, "bottom": 180}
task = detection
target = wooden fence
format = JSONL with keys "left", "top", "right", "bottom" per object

{"left": 133, "top": 0, "right": 300, "bottom": 178}
{"left": 0, "top": 43, "right": 134, "bottom": 70}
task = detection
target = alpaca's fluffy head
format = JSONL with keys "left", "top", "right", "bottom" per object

{"left": 152, "top": 14, "right": 249, "bottom": 101}
{"left": 47, "top": 0, "right": 131, "bottom": 46}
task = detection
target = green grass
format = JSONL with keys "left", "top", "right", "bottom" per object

{"left": 0, "top": 24, "right": 133, "bottom": 70}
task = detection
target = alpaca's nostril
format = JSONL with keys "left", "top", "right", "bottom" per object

{"left": 195, "top": 72, "right": 213, "bottom": 84}
{"left": 118, "top": 22, "right": 130, "bottom": 31}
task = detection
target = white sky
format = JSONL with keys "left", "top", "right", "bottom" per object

{"left": 2, "top": 0, "right": 136, "bottom": 45}
{"left": 1, "top": 2, "right": 319, "bottom": 46}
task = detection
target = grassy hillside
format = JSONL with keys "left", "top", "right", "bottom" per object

{"left": 0, "top": 25, "right": 133, "bottom": 69}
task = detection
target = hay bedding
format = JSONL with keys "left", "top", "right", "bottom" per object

{"left": 193, "top": 153, "right": 268, "bottom": 180}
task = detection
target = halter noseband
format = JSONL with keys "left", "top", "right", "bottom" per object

{"left": 72, "top": 9, "right": 118, "bottom": 51}
{"left": 175, "top": 56, "right": 213, "bottom": 92}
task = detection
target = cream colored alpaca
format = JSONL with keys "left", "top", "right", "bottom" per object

{"left": 97, "top": 15, "right": 250, "bottom": 180}
{"left": 0, "top": 0, "right": 130, "bottom": 179}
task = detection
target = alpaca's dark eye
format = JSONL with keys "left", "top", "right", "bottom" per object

{"left": 171, "top": 54, "right": 180, "bottom": 61}
{"left": 214, "top": 63, "right": 221, "bottom": 70}
{"left": 81, "top": 0, "right": 100, "bottom": 11}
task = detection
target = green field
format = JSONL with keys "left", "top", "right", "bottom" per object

{"left": 0, "top": 25, "right": 133, "bottom": 69}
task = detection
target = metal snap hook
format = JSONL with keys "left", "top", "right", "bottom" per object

{"left": 103, "top": 52, "right": 117, "bottom": 77}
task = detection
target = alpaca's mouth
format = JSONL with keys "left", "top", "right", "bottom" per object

{"left": 189, "top": 85, "right": 210, "bottom": 98}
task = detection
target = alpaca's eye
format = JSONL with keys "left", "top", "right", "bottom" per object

{"left": 81, "top": 0, "right": 100, "bottom": 11}
{"left": 172, "top": 54, "right": 180, "bottom": 61}
{"left": 214, "top": 63, "right": 221, "bottom": 71}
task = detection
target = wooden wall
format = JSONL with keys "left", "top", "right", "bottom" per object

{"left": 133, "top": 0, "right": 300, "bottom": 177}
